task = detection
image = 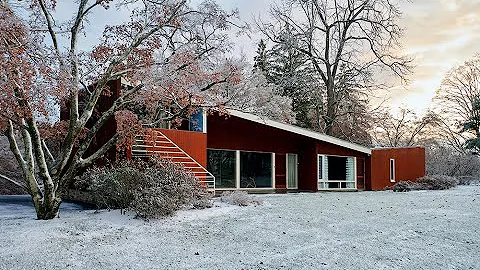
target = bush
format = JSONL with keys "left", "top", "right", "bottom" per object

{"left": 426, "top": 145, "right": 480, "bottom": 181}
{"left": 392, "top": 174, "right": 459, "bottom": 192}
{"left": 76, "top": 163, "right": 144, "bottom": 211}
{"left": 416, "top": 175, "right": 458, "bottom": 190}
{"left": 219, "top": 191, "right": 263, "bottom": 206}
{"left": 75, "top": 158, "right": 212, "bottom": 219}
{"left": 130, "top": 158, "right": 212, "bottom": 219}
{"left": 392, "top": 181, "right": 418, "bottom": 192}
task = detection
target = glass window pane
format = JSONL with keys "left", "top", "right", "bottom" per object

{"left": 207, "top": 149, "right": 236, "bottom": 188}
{"left": 240, "top": 151, "right": 272, "bottom": 188}
{"left": 346, "top": 157, "right": 355, "bottom": 182}
{"left": 390, "top": 159, "right": 395, "bottom": 181}
{"left": 318, "top": 156, "right": 323, "bottom": 180}
{"left": 327, "top": 156, "right": 347, "bottom": 181}
{"left": 189, "top": 109, "right": 204, "bottom": 132}
{"left": 328, "top": 182, "right": 340, "bottom": 188}
{"left": 287, "top": 154, "right": 297, "bottom": 188}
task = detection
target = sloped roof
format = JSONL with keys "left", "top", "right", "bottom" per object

{"left": 228, "top": 109, "right": 372, "bottom": 155}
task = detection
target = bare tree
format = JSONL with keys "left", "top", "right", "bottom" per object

{"left": 371, "top": 108, "right": 437, "bottom": 147}
{"left": 433, "top": 53, "right": 480, "bottom": 153}
{"left": 257, "top": 0, "right": 412, "bottom": 135}
{"left": 0, "top": 0, "right": 242, "bottom": 219}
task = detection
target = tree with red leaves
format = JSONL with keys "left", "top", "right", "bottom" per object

{"left": 0, "top": 0, "right": 243, "bottom": 219}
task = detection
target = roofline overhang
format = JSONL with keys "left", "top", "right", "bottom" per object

{"left": 227, "top": 109, "right": 372, "bottom": 155}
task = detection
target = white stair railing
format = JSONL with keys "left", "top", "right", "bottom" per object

{"left": 131, "top": 130, "right": 215, "bottom": 193}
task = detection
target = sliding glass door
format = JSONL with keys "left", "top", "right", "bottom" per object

{"left": 240, "top": 151, "right": 272, "bottom": 188}
{"left": 208, "top": 149, "right": 274, "bottom": 189}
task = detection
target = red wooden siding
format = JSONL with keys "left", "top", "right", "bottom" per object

{"left": 153, "top": 128, "right": 207, "bottom": 167}
{"left": 207, "top": 114, "right": 370, "bottom": 191}
{"left": 369, "top": 147, "right": 426, "bottom": 190}
{"left": 275, "top": 153, "right": 287, "bottom": 189}
{"left": 208, "top": 114, "right": 319, "bottom": 190}
{"left": 60, "top": 79, "right": 123, "bottom": 164}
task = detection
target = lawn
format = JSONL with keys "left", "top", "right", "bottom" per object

{"left": 1, "top": 186, "right": 479, "bottom": 270}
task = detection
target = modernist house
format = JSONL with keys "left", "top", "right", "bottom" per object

{"left": 66, "top": 79, "right": 426, "bottom": 192}
{"left": 130, "top": 109, "right": 426, "bottom": 192}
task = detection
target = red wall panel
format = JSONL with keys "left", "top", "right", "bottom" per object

{"left": 369, "top": 147, "right": 426, "bottom": 190}
{"left": 154, "top": 128, "right": 207, "bottom": 167}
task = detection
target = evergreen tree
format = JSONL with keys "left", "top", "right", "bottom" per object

{"left": 253, "top": 39, "right": 269, "bottom": 76}
{"left": 463, "top": 96, "right": 480, "bottom": 152}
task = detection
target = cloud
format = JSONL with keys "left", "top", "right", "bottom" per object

{"left": 387, "top": 0, "right": 480, "bottom": 113}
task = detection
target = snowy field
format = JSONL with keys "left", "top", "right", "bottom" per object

{"left": 1, "top": 186, "right": 479, "bottom": 270}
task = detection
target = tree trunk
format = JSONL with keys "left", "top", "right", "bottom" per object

{"left": 33, "top": 196, "right": 61, "bottom": 220}
{"left": 325, "top": 81, "right": 336, "bottom": 136}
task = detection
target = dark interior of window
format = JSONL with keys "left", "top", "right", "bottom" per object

{"left": 390, "top": 159, "right": 395, "bottom": 180}
{"left": 328, "top": 156, "right": 347, "bottom": 181}
{"left": 207, "top": 150, "right": 236, "bottom": 188}
{"left": 240, "top": 151, "right": 272, "bottom": 188}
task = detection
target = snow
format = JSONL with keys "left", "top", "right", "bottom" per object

{"left": 1, "top": 186, "right": 480, "bottom": 270}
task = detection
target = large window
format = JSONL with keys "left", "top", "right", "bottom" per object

{"left": 318, "top": 155, "right": 356, "bottom": 189}
{"left": 207, "top": 150, "right": 236, "bottom": 188}
{"left": 240, "top": 151, "right": 272, "bottom": 188}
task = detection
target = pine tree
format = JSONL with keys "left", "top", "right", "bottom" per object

{"left": 253, "top": 39, "right": 269, "bottom": 76}
{"left": 463, "top": 96, "right": 480, "bottom": 152}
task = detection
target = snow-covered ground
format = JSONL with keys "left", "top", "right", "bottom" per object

{"left": 1, "top": 186, "right": 479, "bottom": 270}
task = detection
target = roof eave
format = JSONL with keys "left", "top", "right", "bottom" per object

{"left": 227, "top": 109, "right": 372, "bottom": 155}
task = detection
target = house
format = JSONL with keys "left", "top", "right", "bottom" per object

{"left": 67, "top": 79, "right": 426, "bottom": 192}
{"left": 131, "top": 109, "right": 426, "bottom": 192}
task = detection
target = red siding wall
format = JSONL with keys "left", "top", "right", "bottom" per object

{"left": 369, "top": 147, "right": 426, "bottom": 190}
{"left": 60, "top": 79, "right": 122, "bottom": 164}
{"left": 155, "top": 129, "right": 207, "bottom": 167}
{"left": 208, "top": 114, "right": 318, "bottom": 190}
{"left": 207, "top": 114, "right": 370, "bottom": 191}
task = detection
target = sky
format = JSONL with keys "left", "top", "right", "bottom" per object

{"left": 53, "top": 0, "right": 480, "bottom": 115}
{"left": 217, "top": 0, "right": 480, "bottom": 115}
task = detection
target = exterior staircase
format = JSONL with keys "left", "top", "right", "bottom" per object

{"left": 131, "top": 130, "right": 215, "bottom": 192}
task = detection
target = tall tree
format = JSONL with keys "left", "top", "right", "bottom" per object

{"left": 433, "top": 53, "right": 480, "bottom": 154}
{"left": 253, "top": 39, "right": 269, "bottom": 75}
{"left": 257, "top": 0, "right": 412, "bottom": 135}
{"left": 252, "top": 38, "right": 317, "bottom": 128}
{"left": 0, "top": 0, "right": 242, "bottom": 219}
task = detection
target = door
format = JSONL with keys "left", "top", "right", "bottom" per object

{"left": 286, "top": 154, "right": 298, "bottom": 189}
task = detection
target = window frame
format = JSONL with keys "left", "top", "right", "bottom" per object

{"left": 207, "top": 148, "right": 275, "bottom": 190}
{"left": 318, "top": 154, "right": 357, "bottom": 190}
{"left": 390, "top": 158, "right": 396, "bottom": 182}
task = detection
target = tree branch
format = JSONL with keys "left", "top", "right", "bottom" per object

{"left": 0, "top": 174, "right": 26, "bottom": 190}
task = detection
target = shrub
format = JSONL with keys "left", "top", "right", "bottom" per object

{"left": 392, "top": 174, "right": 459, "bottom": 192}
{"left": 130, "top": 158, "right": 212, "bottom": 219}
{"left": 426, "top": 145, "right": 480, "bottom": 181}
{"left": 219, "top": 191, "right": 263, "bottom": 206}
{"left": 457, "top": 176, "right": 479, "bottom": 186}
{"left": 75, "top": 162, "right": 144, "bottom": 211}
{"left": 392, "top": 181, "right": 418, "bottom": 192}
{"left": 75, "top": 158, "right": 212, "bottom": 219}
{"left": 416, "top": 175, "right": 458, "bottom": 190}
